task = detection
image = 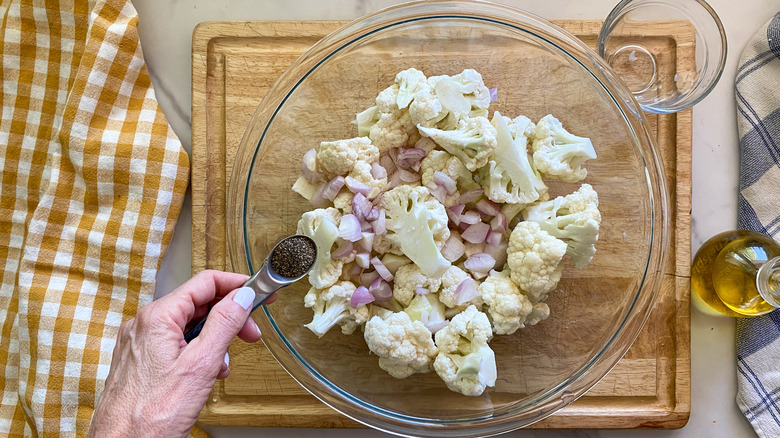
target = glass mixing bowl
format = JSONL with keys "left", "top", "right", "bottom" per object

{"left": 227, "top": 1, "right": 668, "bottom": 436}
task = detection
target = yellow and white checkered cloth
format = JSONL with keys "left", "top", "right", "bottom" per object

{"left": 0, "top": 0, "right": 189, "bottom": 435}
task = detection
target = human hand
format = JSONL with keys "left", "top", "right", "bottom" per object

{"left": 88, "top": 270, "right": 275, "bottom": 438}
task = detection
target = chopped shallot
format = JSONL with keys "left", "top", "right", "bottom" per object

{"left": 462, "top": 222, "right": 490, "bottom": 243}
{"left": 345, "top": 176, "right": 372, "bottom": 196}
{"left": 441, "top": 233, "right": 466, "bottom": 262}
{"left": 360, "top": 270, "right": 380, "bottom": 286}
{"left": 416, "top": 287, "right": 430, "bottom": 296}
{"left": 356, "top": 232, "right": 375, "bottom": 253}
{"left": 351, "top": 193, "right": 373, "bottom": 221}
{"left": 365, "top": 207, "right": 380, "bottom": 222}
{"left": 426, "top": 182, "right": 447, "bottom": 204}
{"left": 309, "top": 182, "right": 331, "bottom": 207}
{"left": 339, "top": 214, "right": 362, "bottom": 242}
{"left": 454, "top": 278, "right": 478, "bottom": 305}
{"left": 489, "top": 87, "right": 498, "bottom": 102}
{"left": 369, "top": 277, "right": 393, "bottom": 302}
{"left": 371, "top": 210, "right": 386, "bottom": 235}
{"left": 371, "top": 256, "right": 394, "bottom": 282}
{"left": 447, "top": 204, "right": 465, "bottom": 225}
{"left": 351, "top": 286, "right": 375, "bottom": 308}
{"left": 476, "top": 199, "right": 501, "bottom": 216}
{"left": 322, "top": 176, "right": 345, "bottom": 201}
{"left": 426, "top": 320, "right": 449, "bottom": 334}
{"left": 490, "top": 213, "right": 507, "bottom": 233}
{"left": 485, "top": 241, "right": 509, "bottom": 267}
{"left": 486, "top": 230, "right": 502, "bottom": 247}
{"left": 460, "top": 210, "right": 481, "bottom": 225}
{"left": 380, "top": 154, "right": 397, "bottom": 174}
{"left": 355, "top": 253, "right": 371, "bottom": 269}
{"left": 301, "top": 148, "right": 320, "bottom": 183}
{"left": 464, "top": 252, "right": 496, "bottom": 273}
{"left": 433, "top": 171, "right": 457, "bottom": 195}
{"left": 396, "top": 168, "right": 421, "bottom": 183}
{"left": 371, "top": 162, "right": 388, "bottom": 179}
{"left": 458, "top": 189, "right": 483, "bottom": 204}
{"left": 331, "top": 239, "right": 354, "bottom": 259}
{"left": 395, "top": 148, "right": 427, "bottom": 171}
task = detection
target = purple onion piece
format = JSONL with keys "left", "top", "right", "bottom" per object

{"left": 339, "top": 214, "right": 363, "bottom": 242}
{"left": 360, "top": 270, "right": 380, "bottom": 287}
{"left": 351, "top": 286, "right": 375, "bottom": 309}
{"left": 370, "top": 256, "right": 394, "bottom": 282}
{"left": 416, "top": 287, "right": 430, "bottom": 296}
{"left": 351, "top": 192, "right": 373, "bottom": 222}
{"left": 476, "top": 198, "right": 501, "bottom": 216}
{"left": 485, "top": 241, "right": 508, "bottom": 268}
{"left": 441, "top": 233, "right": 466, "bottom": 262}
{"left": 486, "top": 230, "right": 502, "bottom": 247}
{"left": 369, "top": 277, "right": 393, "bottom": 302}
{"left": 461, "top": 222, "right": 490, "bottom": 244}
{"left": 331, "top": 239, "right": 354, "bottom": 259}
{"left": 371, "top": 162, "right": 388, "bottom": 179}
{"left": 301, "top": 148, "right": 320, "bottom": 183}
{"left": 458, "top": 189, "right": 484, "bottom": 204}
{"left": 380, "top": 154, "right": 397, "bottom": 174}
{"left": 454, "top": 278, "right": 478, "bottom": 305}
{"left": 460, "top": 210, "right": 482, "bottom": 225}
{"left": 321, "top": 176, "right": 345, "bottom": 201}
{"left": 355, "top": 253, "right": 371, "bottom": 269}
{"left": 426, "top": 320, "right": 449, "bottom": 334}
{"left": 371, "top": 209, "right": 386, "bottom": 235}
{"left": 464, "top": 252, "right": 496, "bottom": 273}
{"left": 433, "top": 171, "right": 457, "bottom": 195}
{"left": 396, "top": 168, "right": 421, "bottom": 183}
{"left": 345, "top": 176, "right": 372, "bottom": 196}
{"left": 490, "top": 213, "right": 507, "bottom": 233}
{"left": 426, "top": 182, "right": 447, "bottom": 204}
{"left": 356, "top": 232, "right": 375, "bottom": 253}
{"left": 489, "top": 87, "right": 498, "bottom": 102}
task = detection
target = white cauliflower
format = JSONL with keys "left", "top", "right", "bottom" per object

{"left": 373, "top": 232, "right": 403, "bottom": 256}
{"left": 480, "top": 112, "right": 547, "bottom": 204}
{"left": 409, "top": 86, "right": 447, "bottom": 128}
{"left": 523, "top": 184, "right": 601, "bottom": 269}
{"left": 348, "top": 160, "right": 387, "bottom": 199}
{"left": 364, "top": 311, "right": 438, "bottom": 378}
{"left": 525, "top": 302, "right": 551, "bottom": 326}
{"left": 304, "top": 281, "right": 370, "bottom": 337}
{"left": 420, "top": 150, "right": 480, "bottom": 194}
{"left": 370, "top": 109, "right": 421, "bottom": 152}
{"left": 418, "top": 116, "right": 497, "bottom": 172}
{"left": 532, "top": 114, "right": 597, "bottom": 182}
{"left": 478, "top": 269, "right": 534, "bottom": 334}
{"left": 506, "top": 221, "right": 566, "bottom": 303}
{"left": 297, "top": 208, "right": 343, "bottom": 289}
{"left": 332, "top": 189, "right": 353, "bottom": 214}
{"left": 317, "top": 137, "right": 379, "bottom": 178}
{"left": 439, "top": 265, "right": 481, "bottom": 309}
{"left": 382, "top": 186, "right": 451, "bottom": 278}
{"left": 395, "top": 68, "right": 428, "bottom": 109}
{"left": 433, "top": 305, "right": 496, "bottom": 396}
{"left": 393, "top": 263, "right": 442, "bottom": 306}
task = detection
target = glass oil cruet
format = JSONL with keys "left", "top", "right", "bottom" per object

{"left": 691, "top": 230, "right": 780, "bottom": 317}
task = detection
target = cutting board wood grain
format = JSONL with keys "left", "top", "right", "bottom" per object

{"left": 191, "top": 20, "right": 691, "bottom": 429}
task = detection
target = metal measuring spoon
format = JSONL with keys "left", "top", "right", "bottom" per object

{"left": 183, "top": 235, "right": 317, "bottom": 343}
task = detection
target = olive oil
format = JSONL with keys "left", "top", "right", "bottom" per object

{"left": 691, "top": 230, "right": 780, "bottom": 317}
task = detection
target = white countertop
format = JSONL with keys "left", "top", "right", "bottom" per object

{"left": 134, "top": 0, "right": 779, "bottom": 436}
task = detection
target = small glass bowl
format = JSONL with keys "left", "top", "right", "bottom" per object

{"left": 228, "top": 1, "right": 669, "bottom": 436}
{"left": 598, "top": 0, "right": 727, "bottom": 113}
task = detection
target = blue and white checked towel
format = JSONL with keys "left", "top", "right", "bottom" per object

{"left": 735, "top": 10, "right": 780, "bottom": 438}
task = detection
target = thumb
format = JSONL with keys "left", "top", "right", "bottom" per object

{"left": 189, "top": 286, "right": 255, "bottom": 364}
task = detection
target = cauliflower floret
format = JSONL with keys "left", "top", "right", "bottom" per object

{"left": 409, "top": 86, "right": 446, "bottom": 128}
{"left": 523, "top": 184, "right": 601, "bottom": 269}
{"left": 439, "top": 265, "right": 481, "bottom": 309}
{"left": 418, "top": 116, "right": 497, "bottom": 172}
{"left": 433, "top": 305, "right": 496, "bottom": 396}
{"left": 525, "top": 302, "right": 551, "bottom": 326}
{"left": 332, "top": 189, "right": 353, "bottom": 214}
{"left": 420, "top": 150, "right": 480, "bottom": 196}
{"left": 317, "top": 137, "right": 379, "bottom": 178}
{"left": 370, "top": 109, "right": 421, "bottom": 152}
{"left": 348, "top": 160, "right": 387, "bottom": 199}
{"left": 404, "top": 293, "right": 449, "bottom": 334}
{"left": 395, "top": 68, "right": 428, "bottom": 109}
{"left": 382, "top": 186, "right": 451, "bottom": 278}
{"left": 376, "top": 84, "right": 399, "bottom": 113}
{"left": 393, "top": 263, "right": 442, "bottom": 306}
{"left": 297, "top": 208, "right": 343, "bottom": 289}
{"left": 304, "top": 281, "right": 369, "bottom": 337}
{"left": 532, "top": 114, "right": 597, "bottom": 182}
{"left": 480, "top": 112, "right": 547, "bottom": 204}
{"left": 506, "top": 221, "right": 566, "bottom": 303}
{"left": 479, "top": 269, "right": 534, "bottom": 334}
{"left": 364, "top": 311, "right": 438, "bottom": 378}
{"left": 372, "top": 232, "right": 403, "bottom": 256}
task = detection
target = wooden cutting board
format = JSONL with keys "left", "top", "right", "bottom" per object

{"left": 191, "top": 20, "right": 692, "bottom": 429}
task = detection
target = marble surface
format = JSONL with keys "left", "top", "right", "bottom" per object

{"left": 131, "top": 0, "right": 779, "bottom": 436}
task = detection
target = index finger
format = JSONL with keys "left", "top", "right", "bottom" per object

{"left": 169, "top": 270, "right": 250, "bottom": 307}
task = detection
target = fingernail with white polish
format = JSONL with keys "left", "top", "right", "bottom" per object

{"left": 224, "top": 352, "right": 229, "bottom": 367}
{"left": 233, "top": 287, "right": 255, "bottom": 310}
{"left": 254, "top": 320, "right": 262, "bottom": 336}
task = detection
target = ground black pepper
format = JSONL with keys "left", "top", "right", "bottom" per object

{"left": 269, "top": 235, "right": 317, "bottom": 279}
